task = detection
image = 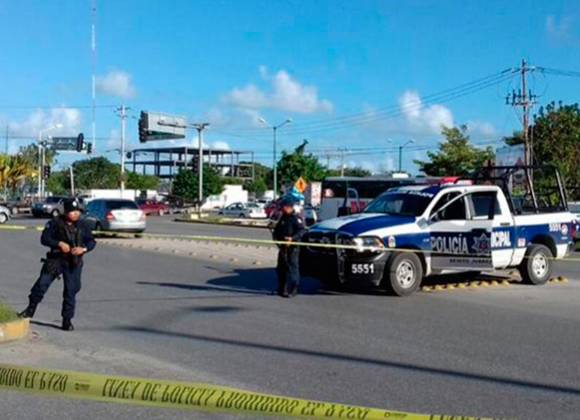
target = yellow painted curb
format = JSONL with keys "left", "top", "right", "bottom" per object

{"left": 468, "top": 281, "right": 479, "bottom": 288}
{"left": 457, "top": 283, "right": 467, "bottom": 289}
{"left": 0, "top": 318, "right": 29, "bottom": 343}
{"left": 480, "top": 281, "right": 491, "bottom": 287}
{"left": 500, "top": 280, "right": 511, "bottom": 286}
{"left": 421, "top": 286, "right": 433, "bottom": 292}
{"left": 433, "top": 285, "right": 444, "bottom": 291}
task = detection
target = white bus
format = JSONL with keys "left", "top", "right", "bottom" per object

{"left": 318, "top": 176, "right": 438, "bottom": 221}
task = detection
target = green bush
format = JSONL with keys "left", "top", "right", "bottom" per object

{"left": 0, "top": 302, "right": 18, "bottom": 323}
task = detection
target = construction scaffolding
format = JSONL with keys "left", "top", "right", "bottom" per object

{"left": 130, "top": 146, "right": 255, "bottom": 181}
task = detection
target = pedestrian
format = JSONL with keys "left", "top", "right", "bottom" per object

{"left": 272, "top": 196, "right": 305, "bottom": 298}
{"left": 18, "top": 198, "right": 96, "bottom": 331}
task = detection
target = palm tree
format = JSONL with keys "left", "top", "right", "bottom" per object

{"left": 0, "top": 154, "right": 37, "bottom": 194}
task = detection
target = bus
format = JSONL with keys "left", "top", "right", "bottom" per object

{"left": 318, "top": 176, "right": 435, "bottom": 221}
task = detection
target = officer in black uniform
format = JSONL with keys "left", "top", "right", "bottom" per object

{"left": 272, "top": 197, "right": 305, "bottom": 298}
{"left": 18, "top": 198, "right": 96, "bottom": 331}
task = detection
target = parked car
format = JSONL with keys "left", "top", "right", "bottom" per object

{"left": 265, "top": 199, "right": 281, "bottom": 219}
{"left": 218, "top": 202, "right": 267, "bottom": 219}
{"left": 84, "top": 199, "right": 146, "bottom": 233}
{"left": 137, "top": 199, "right": 170, "bottom": 216}
{"left": 0, "top": 204, "right": 11, "bottom": 224}
{"left": 31, "top": 196, "right": 68, "bottom": 218}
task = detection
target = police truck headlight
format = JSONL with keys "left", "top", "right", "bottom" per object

{"left": 353, "top": 236, "right": 384, "bottom": 253}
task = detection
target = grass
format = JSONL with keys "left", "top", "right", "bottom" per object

{"left": 0, "top": 302, "right": 18, "bottom": 323}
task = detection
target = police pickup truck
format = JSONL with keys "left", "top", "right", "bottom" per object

{"left": 301, "top": 166, "right": 576, "bottom": 296}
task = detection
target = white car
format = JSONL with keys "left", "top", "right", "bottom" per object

{"left": 219, "top": 202, "right": 267, "bottom": 219}
{"left": 0, "top": 205, "right": 11, "bottom": 224}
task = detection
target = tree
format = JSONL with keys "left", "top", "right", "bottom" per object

{"left": 172, "top": 165, "right": 225, "bottom": 202}
{"left": 277, "top": 150, "right": 327, "bottom": 189}
{"left": 0, "top": 154, "right": 37, "bottom": 194}
{"left": 327, "top": 167, "right": 372, "bottom": 177}
{"left": 70, "top": 157, "right": 121, "bottom": 190}
{"left": 46, "top": 170, "right": 69, "bottom": 195}
{"left": 126, "top": 172, "right": 160, "bottom": 191}
{"left": 415, "top": 125, "right": 494, "bottom": 176}
{"left": 244, "top": 178, "right": 267, "bottom": 198}
{"left": 504, "top": 102, "right": 580, "bottom": 199}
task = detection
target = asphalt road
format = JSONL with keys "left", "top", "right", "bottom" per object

{"left": 1, "top": 218, "right": 580, "bottom": 419}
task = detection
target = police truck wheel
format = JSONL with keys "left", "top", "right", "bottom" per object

{"left": 51, "top": 209, "right": 60, "bottom": 218}
{"left": 519, "top": 244, "right": 552, "bottom": 285}
{"left": 0, "top": 213, "right": 7, "bottom": 224}
{"left": 385, "top": 252, "right": 423, "bottom": 296}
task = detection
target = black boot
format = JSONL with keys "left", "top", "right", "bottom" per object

{"left": 62, "top": 318, "right": 74, "bottom": 331}
{"left": 18, "top": 305, "right": 36, "bottom": 319}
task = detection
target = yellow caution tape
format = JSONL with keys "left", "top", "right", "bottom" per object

{"left": 0, "top": 364, "right": 495, "bottom": 419}
{"left": 1, "top": 223, "right": 580, "bottom": 263}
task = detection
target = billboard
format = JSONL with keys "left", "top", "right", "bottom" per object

{"left": 139, "top": 111, "right": 187, "bottom": 142}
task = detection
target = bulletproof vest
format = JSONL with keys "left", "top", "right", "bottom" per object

{"left": 54, "top": 217, "right": 83, "bottom": 248}
{"left": 53, "top": 218, "right": 83, "bottom": 266}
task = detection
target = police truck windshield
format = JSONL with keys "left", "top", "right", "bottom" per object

{"left": 364, "top": 191, "right": 432, "bottom": 216}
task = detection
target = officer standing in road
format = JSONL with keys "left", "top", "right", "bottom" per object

{"left": 18, "top": 198, "right": 96, "bottom": 331}
{"left": 272, "top": 196, "right": 305, "bottom": 298}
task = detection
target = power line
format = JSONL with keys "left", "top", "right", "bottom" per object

{"left": 213, "top": 71, "right": 516, "bottom": 139}
{"left": 0, "top": 105, "right": 116, "bottom": 110}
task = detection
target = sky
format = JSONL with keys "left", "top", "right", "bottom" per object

{"left": 0, "top": 0, "right": 579, "bottom": 173}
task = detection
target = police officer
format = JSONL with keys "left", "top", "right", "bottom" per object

{"left": 18, "top": 198, "right": 96, "bottom": 331}
{"left": 272, "top": 196, "right": 305, "bottom": 298}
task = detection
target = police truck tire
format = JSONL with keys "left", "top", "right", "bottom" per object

{"left": 385, "top": 252, "right": 423, "bottom": 297}
{"left": 519, "top": 244, "right": 552, "bottom": 285}
{"left": 0, "top": 212, "right": 7, "bottom": 224}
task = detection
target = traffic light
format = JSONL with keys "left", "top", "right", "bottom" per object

{"left": 126, "top": 152, "right": 132, "bottom": 159}
{"left": 192, "top": 156, "right": 199, "bottom": 174}
{"left": 76, "top": 133, "right": 84, "bottom": 152}
{"left": 86, "top": 142, "right": 93, "bottom": 154}
{"left": 43, "top": 165, "right": 51, "bottom": 179}
{"left": 139, "top": 112, "right": 148, "bottom": 143}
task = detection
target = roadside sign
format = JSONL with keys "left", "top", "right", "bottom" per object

{"left": 139, "top": 111, "right": 187, "bottom": 142}
{"left": 295, "top": 177, "right": 307, "bottom": 193}
{"left": 50, "top": 137, "right": 78, "bottom": 151}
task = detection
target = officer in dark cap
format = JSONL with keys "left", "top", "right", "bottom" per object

{"left": 272, "top": 196, "right": 305, "bottom": 297}
{"left": 18, "top": 198, "right": 96, "bottom": 331}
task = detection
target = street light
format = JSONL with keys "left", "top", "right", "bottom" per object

{"left": 398, "top": 139, "right": 414, "bottom": 172}
{"left": 37, "top": 123, "right": 63, "bottom": 199}
{"left": 259, "top": 118, "right": 292, "bottom": 199}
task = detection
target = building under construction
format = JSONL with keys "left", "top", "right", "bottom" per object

{"left": 129, "top": 146, "right": 255, "bottom": 181}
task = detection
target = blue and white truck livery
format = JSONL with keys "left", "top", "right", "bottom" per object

{"left": 301, "top": 166, "right": 576, "bottom": 296}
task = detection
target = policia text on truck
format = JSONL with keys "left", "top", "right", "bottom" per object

{"left": 301, "top": 166, "right": 576, "bottom": 296}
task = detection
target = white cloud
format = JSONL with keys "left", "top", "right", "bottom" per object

{"left": 8, "top": 108, "right": 82, "bottom": 138}
{"left": 211, "top": 141, "right": 230, "bottom": 150}
{"left": 399, "top": 90, "right": 454, "bottom": 134}
{"left": 96, "top": 70, "right": 136, "bottom": 99}
{"left": 223, "top": 67, "right": 333, "bottom": 114}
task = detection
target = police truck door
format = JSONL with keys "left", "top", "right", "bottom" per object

{"left": 429, "top": 190, "right": 495, "bottom": 271}
{"left": 466, "top": 190, "right": 515, "bottom": 269}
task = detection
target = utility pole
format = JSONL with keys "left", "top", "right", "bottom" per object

{"left": 70, "top": 166, "right": 75, "bottom": 196}
{"left": 339, "top": 148, "right": 347, "bottom": 177}
{"left": 398, "top": 140, "right": 414, "bottom": 172}
{"left": 3, "top": 126, "right": 8, "bottom": 201}
{"left": 192, "top": 123, "right": 210, "bottom": 214}
{"left": 505, "top": 59, "right": 537, "bottom": 166}
{"left": 117, "top": 105, "right": 129, "bottom": 195}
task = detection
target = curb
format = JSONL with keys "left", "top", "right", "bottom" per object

{"left": 173, "top": 218, "right": 270, "bottom": 230}
{"left": 0, "top": 318, "right": 29, "bottom": 343}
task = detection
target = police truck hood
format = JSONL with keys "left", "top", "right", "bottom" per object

{"left": 313, "top": 213, "right": 416, "bottom": 236}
